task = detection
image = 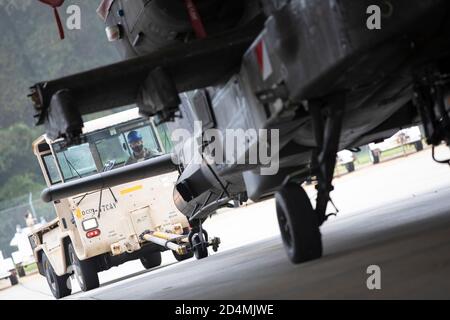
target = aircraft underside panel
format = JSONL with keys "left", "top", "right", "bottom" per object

{"left": 236, "top": 0, "right": 450, "bottom": 148}
{"left": 261, "top": 0, "right": 449, "bottom": 100}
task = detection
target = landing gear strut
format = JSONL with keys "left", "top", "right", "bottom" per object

{"left": 275, "top": 94, "right": 346, "bottom": 264}
{"left": 414, "top": 66, "right": 450, "bottom": 165}
{"left": 311, "top": 95, "right": 346, "bottom": 225}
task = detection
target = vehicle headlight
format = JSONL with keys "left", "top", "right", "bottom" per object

{"left": 82, "top": 218, "right": 98, "bottom": 231}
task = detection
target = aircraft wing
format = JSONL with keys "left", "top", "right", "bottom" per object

{"left": 29, "top": 19, "right": 263, "bottom": 141}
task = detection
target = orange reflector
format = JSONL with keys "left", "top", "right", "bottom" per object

{"left": 86, "top": 229, "right": 101, "bottom": 238}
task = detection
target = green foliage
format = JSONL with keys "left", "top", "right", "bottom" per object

{"left": 0, "top": 174, "right": 43, "bottom": 200}
{"left": 0, "top": 123, "right": 43, "bottom": 185}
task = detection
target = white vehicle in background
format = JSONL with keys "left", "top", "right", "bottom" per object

{"left": 10, "top": 223, "right": 42, "bottom": 277}
{"left": 0, "top": 251, "right": 19, "bottom": 286}
{"left": 369, "top": 125, "right": 424, "bottom": 164}
{"left": 337, "top": 150, "right": 356, "bottom": 173}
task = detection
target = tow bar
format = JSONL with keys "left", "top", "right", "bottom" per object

{"left": 139, "top": 230, "right": 220, "bottom": 259}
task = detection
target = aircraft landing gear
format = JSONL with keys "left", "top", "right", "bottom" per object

{"left": 310, "top": 95, "right": 346, "bottom": 226}
{"left": 276, "top": 183, "right": 322, "bottom": 263}
{"left": 414, "top": 66, "right": 450, "bottom": 165}
{"left": 188, "top": 220, "right": 220, "bottom": 260}
{"left": 275, "top": 94, "right": 346, "bottom": 264}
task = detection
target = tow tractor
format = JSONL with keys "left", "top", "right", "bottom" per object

{"left": 29, "top": 108, "right": 220, "bottom": 299}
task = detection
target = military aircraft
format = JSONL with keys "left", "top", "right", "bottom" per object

{"left": 30, "top": 0, "right": 450, "bottom": 263}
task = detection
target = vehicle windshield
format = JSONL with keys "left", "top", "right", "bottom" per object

{"left": 52, "top": 118, "right": 173, "bottom": 183}
{"left": 55, "top": 143, "right": 97, "bottom": 181}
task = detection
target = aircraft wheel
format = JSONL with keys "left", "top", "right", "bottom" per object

{"left": 140, "top": 251, "right": 162, "bottom": 269}
{"left": 68, "top": 243, "right": 99, "bottom": 292}
{"left": 42, "top": 253, "right": 71, "bottom": 299}
{"left": 276, "top": 183, "right": 322, "bottom": 264}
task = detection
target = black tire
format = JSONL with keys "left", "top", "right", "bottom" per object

{"left": 371, "top": 151, "right": 380, "bottom": 164}
{"left": 9, "top": 274, "right": 18, "bottom": 286}
{"left": 172, "top": 250, "right": 194, "bottom": 262}
{"left": 192, "top": 232, "right": 208, "bottom": 260}
{"left": 345, "top": 162, "right": 355, "bottom": 172}
{"left": 275, "top": 183, "right": 322, "bottom": 264}
{"left": 42, "top": 253, "right": 71, "bottom": 299}
{"left": 17, "top": 265, "right": 26, "bottom": 278}
{"left": 140, "top": 251, "right": 162, "bottom": 269}
{"left": 414, "top": 140, "right": 424, "bottom": 151}
{"left": 68, "top": 243, "right": 99, "bottom": 292}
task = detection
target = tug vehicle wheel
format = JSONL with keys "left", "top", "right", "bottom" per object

{"left": 42, "top": 253, "right": 71, "bottom": 299}
{"left": 172, "top": 250, "right": 194, "bottom": 262}
{"left": 191, "top": 231, "right": 208, "bottom": 260}
{"left": 140, "top": 251, "right": 162, "bottom": 269}
{"left": 275, "top": 183, "right": 322, "bottom": 264}
{"left": 68, "top": 243, "right": 99, "bottom": 292}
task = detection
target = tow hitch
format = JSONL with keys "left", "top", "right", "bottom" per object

{"left": 139, "top": 230, "right": 220, "bottom": 260}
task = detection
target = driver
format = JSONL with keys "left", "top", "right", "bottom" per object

{"left": 125, "top": 130, "right": 159, "bottom": 165}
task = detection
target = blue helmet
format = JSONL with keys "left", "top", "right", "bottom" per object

{"left": 127, "top": 130, "right": 142, "bottom": 143}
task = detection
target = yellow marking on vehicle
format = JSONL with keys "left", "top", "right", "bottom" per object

{"left": 75, "top": 208, "right": 82, "bottom": 219}
{"left": 120, "top": 185, "right": 143, "bottom": 195}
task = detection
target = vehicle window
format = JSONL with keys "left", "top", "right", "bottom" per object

{"left": 124, "top": 125, "right": 162, "bottom": 154}
{"left": 51, "top": 119, "right": 171, "bottom": 179}
{"left": 42, "top": 154, "right": 62, "bottom": 185}
{"left": 55, "top": 143, "right": 97, "bottom": 181}
{"left": 96, "top": 134, "right": 130, "bottom": 169}
{"left": 156, "top": 123, "right": 173, "bottom": 153}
